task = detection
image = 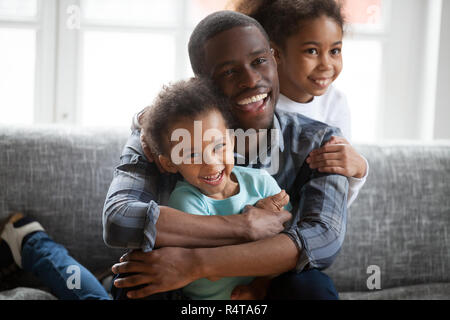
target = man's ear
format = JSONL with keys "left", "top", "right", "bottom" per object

{"left": 158, "top": 155, "right": 178, "bottom": 174}
{"left": 270, "top": 42, "right": 282, "bottom": 66}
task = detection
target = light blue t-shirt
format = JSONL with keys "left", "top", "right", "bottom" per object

{"left": 167, "top": 165, "right": 292, "bottom": 300}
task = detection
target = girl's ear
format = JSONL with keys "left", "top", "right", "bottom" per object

{"left": 158, "top": 155, "right": 178, "bottom": 174}
{"left": 270, "top": 42, "right": 282, "bottom": 66}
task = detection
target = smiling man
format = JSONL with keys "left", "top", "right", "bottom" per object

{"left": 103, "top": 11, "right": 348, "bottom": 300}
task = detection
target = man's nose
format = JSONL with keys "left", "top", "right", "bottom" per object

{"left": 238, "top": 67, "right": 262, "bottom": 88}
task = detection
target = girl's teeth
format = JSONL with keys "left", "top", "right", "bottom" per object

{"left": 237, "top": 93, "right": 268, "bottom": 105}
{"left": 315, "top": 79, "right": 329, "bottom": 86}
{"left": 203, "top": 171, "right": 222, "bottom": 181}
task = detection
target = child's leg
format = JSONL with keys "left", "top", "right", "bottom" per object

{"left": 22, "top": 231, "right": 111, "bottom": 300}
{"left": 1, "top": 213, "right": 110, "bottom": 300}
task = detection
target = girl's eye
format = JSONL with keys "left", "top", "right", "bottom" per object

{"left": 214, "top": 143, "right": 225, "bottom": 151}
{"left": 306, "top": 48, "right": 318, "bottom": 55}
{"left": 188, "top": 152, "right": 201, "bottom": 159}
{"left": 331, "top": 48, "right": 341, "bottom": 55}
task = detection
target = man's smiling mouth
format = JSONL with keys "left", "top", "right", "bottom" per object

{"left": 234, "top": 93, "right": 269, "bottom": 113}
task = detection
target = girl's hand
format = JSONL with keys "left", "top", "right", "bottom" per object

{"left": 306, "top": 136, "right": 367, "bottom": 179}
{"left": 255, "top": 190, "right": 289, "bottom": 212}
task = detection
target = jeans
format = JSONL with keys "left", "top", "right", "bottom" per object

{"left": 22, "top": 231, "right": 110, "bottom": 300}
{"left": 112, "top": 269, "right": 339, "bottom": 300}
{"left": 266, "top": 269, "right": 339, "bottom": 300}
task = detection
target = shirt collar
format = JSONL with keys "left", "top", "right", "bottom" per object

{"left": 233, "top": 114, "right": 285, "bottom": 164}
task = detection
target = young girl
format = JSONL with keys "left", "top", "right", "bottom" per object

{"left": 234, "top": 0, "right": 369, "bottom": 207}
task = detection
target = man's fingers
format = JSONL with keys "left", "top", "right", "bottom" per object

{"left": 114, "top": 274, "right": 152, "bottom": 288}
{"left": 140, "top": 132, "right": 154, "bottom": 162}
{"left": 120, "top": 250, "right": 147, "bottom": 262}
{"left": 276, "top": 210, "right": 292, "bottom": 224}
{"left": 112, "top": 261, "right": 145, "bottom": 275}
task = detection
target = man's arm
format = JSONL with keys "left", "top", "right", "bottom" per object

{"left": 112, "top": 233, "right": 298, "bottom": 298}
{"left": 103, "top": 129, "right": 291, "bottom": 250}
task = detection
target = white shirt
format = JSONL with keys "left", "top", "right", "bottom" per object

{"left": 276, "top": 86, "right": 369, "bottom": 207}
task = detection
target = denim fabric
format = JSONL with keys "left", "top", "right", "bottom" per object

{"left": 21, "top": 232, "right": 110, "bottom": 300}
{"left": 266, "top": 269, "right": 339, "bottom": 300}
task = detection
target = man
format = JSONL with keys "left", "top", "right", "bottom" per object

{"left": 104, "top": 11, "right": 348, "bottom": 300}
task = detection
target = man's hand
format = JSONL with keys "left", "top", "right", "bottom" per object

{"left": 139, "top": 122, "right": 166, "bottom": 174}
{"left": 306, "top": 136, "right": 367, "bottom": 179}
{"left": 241, "top": 205, "right": 292, "bottom": 242}
{"left": 111, "top": 247, "right": 199, "bottom": 299}
{"left": 255, "top": 190, "right": 289, "bottom": 212}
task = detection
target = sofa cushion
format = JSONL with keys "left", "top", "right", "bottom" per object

{"left": 327, "top": 142, "right": 450, "bottom": 292}
{"left": 340, "top": 282, "right": 450, "bottom": 300}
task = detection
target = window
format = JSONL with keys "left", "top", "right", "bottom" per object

{"left": 0, "top": 0, "right": 38, "bottom": 125}
{"left": 334, "top": 0, "right": 389, "bottom": 142}
{"left": 0, "top": 0, "right": 446, "bottom": 142}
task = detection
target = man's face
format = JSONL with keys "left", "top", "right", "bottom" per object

{"left": 202, "top": 26, "right": 279, "bottom": 131}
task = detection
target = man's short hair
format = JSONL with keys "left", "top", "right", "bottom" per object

{"left": 233, "top": 0, "right": 345, "bottom": 49}
{"left": 188, "top": 10, "right": 270, "bottom": 76}
{"left": 142, "top": 77, "right": 236, "bottom": 156}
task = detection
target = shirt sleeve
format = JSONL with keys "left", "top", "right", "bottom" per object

{"left": 282, "top": 126, "right": 349, "bottom": 272}
{"left": 102, "top": 129, "right": 161, "bottom": 253}
{"left": 346, "top": 154, "right": 369, "bottom": 207}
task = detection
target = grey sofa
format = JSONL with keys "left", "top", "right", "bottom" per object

{"left": 0, "top": 124, "right": 449, "bottom": 300}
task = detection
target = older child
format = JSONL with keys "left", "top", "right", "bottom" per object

{"left": 234, "top": 0, "right": 369, "bottom": 206}
{"left": 140, "top": 77, "right": 291, "bottom": 300}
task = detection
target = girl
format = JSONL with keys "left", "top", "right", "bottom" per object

{"left": 234, "top": 0, "right": 369, "bottom": 207}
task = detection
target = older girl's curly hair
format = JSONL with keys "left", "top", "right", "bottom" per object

{"left": 232, "top": 0, "right": 345, "bottom": 48}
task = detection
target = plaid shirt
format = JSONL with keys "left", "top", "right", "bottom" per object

{"left": 103, "top": 110, "right": 348, "bottom": 272}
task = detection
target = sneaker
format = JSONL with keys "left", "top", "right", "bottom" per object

{"left": 0, "top": 213, "right": 45, "bottom": 268}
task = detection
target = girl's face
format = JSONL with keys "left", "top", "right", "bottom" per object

{"left": 274, "top": 15, "right": 343, "bottom": 103}
{"left": 160, "top": 110, "right": 237, "bottom": 200}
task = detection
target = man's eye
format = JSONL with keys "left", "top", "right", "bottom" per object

{"left": 253, "top": 57, "right": 266, "bottom": 65}
{"left": 222, "top": 69, "right": 235, "bottom": 77}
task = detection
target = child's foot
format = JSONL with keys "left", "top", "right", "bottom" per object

{"left": 0, "top": 213, "right": 45, "bottom": 269}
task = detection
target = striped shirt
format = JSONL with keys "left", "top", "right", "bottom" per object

{"left": 102, "top": 110, "right": 348, "bottom": 271}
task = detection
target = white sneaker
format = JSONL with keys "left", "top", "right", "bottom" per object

{"left": 0, "top": 213, "right": 45, "bottom": 268}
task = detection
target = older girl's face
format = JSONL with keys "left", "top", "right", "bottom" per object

{"left": 275, "top": 15, "right": 343, "bottom": 103}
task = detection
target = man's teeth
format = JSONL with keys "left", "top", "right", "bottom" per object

{"left": 202, "top": 171, "right": 222, "bottom": 181}
{"left": 237, "top": 93, "right": 268, "bottom": 105}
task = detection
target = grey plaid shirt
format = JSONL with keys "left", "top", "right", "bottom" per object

{"left": 103, "top": 110, "right": 348, "bottom": 272}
